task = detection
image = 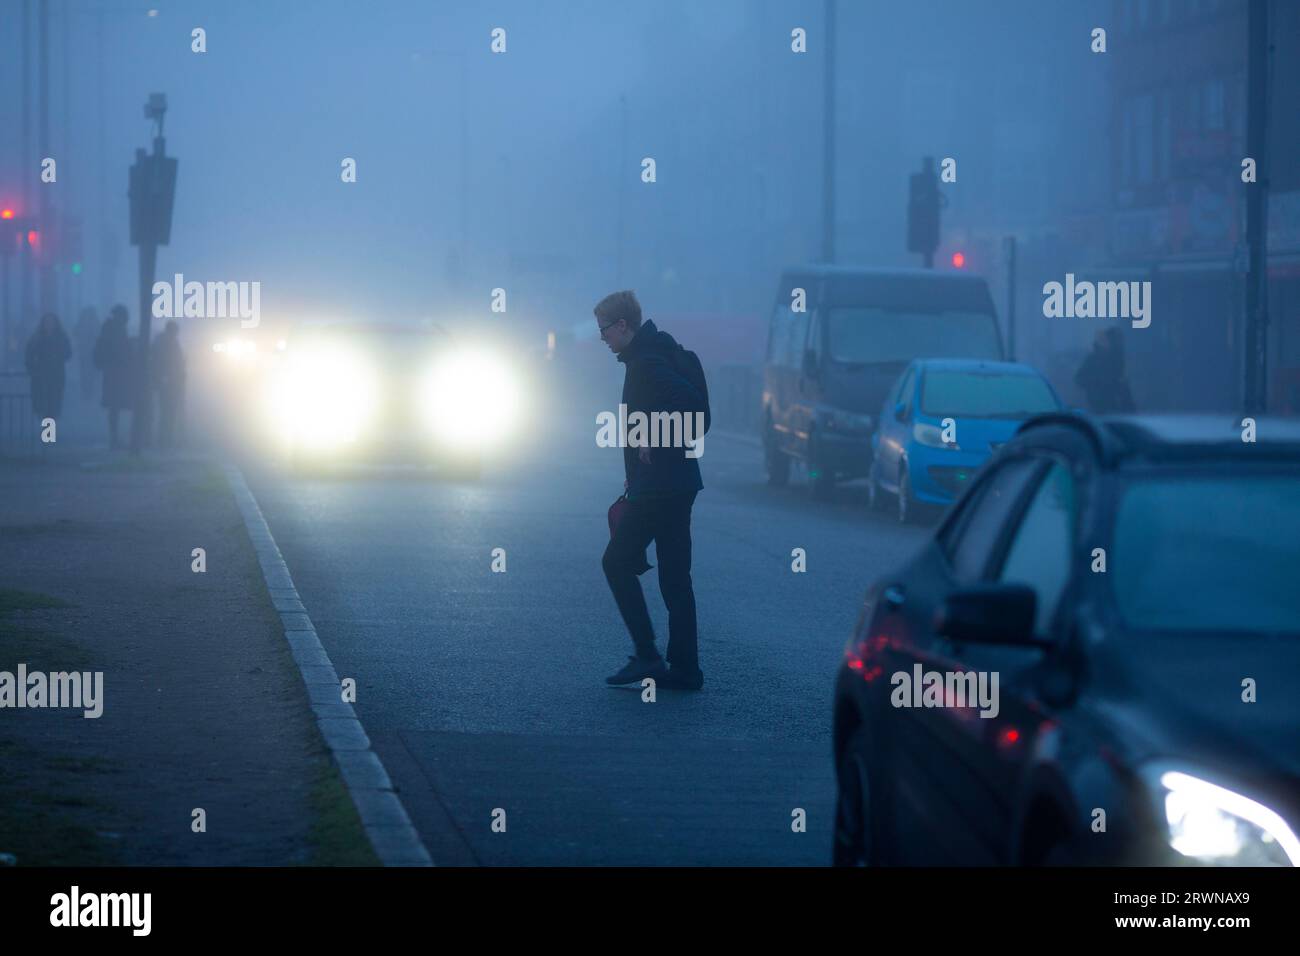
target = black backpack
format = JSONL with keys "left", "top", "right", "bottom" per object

{"left": 670, "top": 344, "right": 711, "bottom": 435}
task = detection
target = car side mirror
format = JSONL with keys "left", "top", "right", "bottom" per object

{"left": 893, "top": 401, "right": 908, "bottom": 422}
{"left": 934, "top": 584, "right": 1042, "bottom": 647}
{"left": 802, "top": 349, "right": 819, "bottom": 379}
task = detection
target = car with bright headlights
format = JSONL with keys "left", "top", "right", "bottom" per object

{"left": 261, "top": 321, "right": 521, "bottom": 476}
{"left": 869, "top": 359, "right": 1062, "bottom": 522}
{"left": 833, "top": 412, "right": 1300, "bottom": 866}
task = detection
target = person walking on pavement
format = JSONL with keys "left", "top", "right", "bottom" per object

{"left": 75, "top": 306, "right": 102, "bottom": 402}
{"left": 152, "top": 320, "right": 187, "bottom": 449}
{"left": 94, "top": 304, "right": 134, "bottom": 449}
{"left": 597, "top": 290, "right": 708, "bottom": 691}
{"left": 1074, "top": 326, "right": 1136, "bottom": 414}
{"left": 24, "top": 312, "right": 73, "bottom": 422}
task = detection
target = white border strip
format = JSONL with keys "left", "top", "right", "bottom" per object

{"left": 224, "top": 463, "right": 433, "bottom": 867}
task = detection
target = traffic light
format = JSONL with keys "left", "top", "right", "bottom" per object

{"left": 907, "top": 156, "right": 941, "bottom": 268}
{"left": 951, "top": 251, "right": 965, "bottom": 269}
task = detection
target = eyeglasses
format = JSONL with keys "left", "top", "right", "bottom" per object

{"left": 598, "top": 319, "right": 623, "bottom": 340}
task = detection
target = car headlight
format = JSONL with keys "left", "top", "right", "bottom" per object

{"left": 265, "top": 346, "right": 378, "bottom": 449}
{"left": 213, "top": 337, "right": 259, "bottom": 362}
{"left": 1146, "top": 766, "right": 1300, "bottom": 866}
{"left": 418, "top": 350, "right": 520, "bottom": 449}
{"left": 913, "top": 421, "right": 959, "bottom": 450}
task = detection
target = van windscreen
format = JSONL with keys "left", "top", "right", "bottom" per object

{"left": 826, "top": 308, "right": 1002, "bottom": 364}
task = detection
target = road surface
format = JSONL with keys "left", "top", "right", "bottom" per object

{"left": 242, "top": 405, "right": 928, "bottom": 865}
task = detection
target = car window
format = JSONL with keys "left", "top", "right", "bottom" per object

{"left": 921, "top": 370, "right": 1059, "bottom": 418}
{"left": 895, "top": 368, "right": 915, "bottom": 416}
{"left": 1111, "top": 473, "right": 1300, "bottom": 632}
{"left": 996, "top": 462, "right": 1076, "bottom": 635}
{"left": 944, "top": 458, "right": 1041, "bottom": 582}
{"left": 807, "top": 312, "right": 823, "bottom": 364}
{"left": 825, "top": 307, "right": 1002, "bottom": 363}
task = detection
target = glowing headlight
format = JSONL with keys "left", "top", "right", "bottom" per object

{"left": 213, "top": 337, "right": 259, "bottom": 361}
{"left": 265, "top": 346, "right": 378, "bottom": 449}
{"left": 1153, "top": 769, "right": 1299, "bottom": 866}
{"left": 418, "top": 350, "right": 520, "bottom": 448}
{"left": 913, "top": 421, "right": 959, "bottom": 450}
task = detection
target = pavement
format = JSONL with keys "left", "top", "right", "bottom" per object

{"left": 239, "top": 402, "right": 930, "bottom": 865}
{"left": 0, "top": 399, "right": 377, "bottom": 866}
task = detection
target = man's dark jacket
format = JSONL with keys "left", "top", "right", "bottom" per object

{"left": 618, "top": 320, "right": 705, "bottom": 497}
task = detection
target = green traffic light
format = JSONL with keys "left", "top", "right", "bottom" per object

{"left": 71, "top": 263, "right": 82, "bottom": 275}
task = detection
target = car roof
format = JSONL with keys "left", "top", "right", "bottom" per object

{"left": 1016, "top": 412, "right": 1300, "bottom": 465}
{"left": 779, "top": 263, "right": 984, "bottom": 283}
{"left": 777, "top": 265, "right": 996, "bottom": 314}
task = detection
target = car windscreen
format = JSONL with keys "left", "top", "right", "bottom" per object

{"left": 1111, "top": 472, "right": 1300, "bottom": 633}
{"left": 826, "top": 308, "right": 1001, "bottom": 364}
{"left": 920, "top": 370, "right": 1058, "bottom": 418}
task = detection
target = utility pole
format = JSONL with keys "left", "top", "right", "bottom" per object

{"left": 1243, "top": 0, "right": 1271, "bottom": 414}
{"left": 38, "top": 0, "right": 53, "bottom": 317}
{"left": 820, "top": 0, "right": 836, "bottom": 264}
{"left": 20, "top": 0, "right": 33, "bottom": 351}
{"left": 616, "top": 93, "right": 627, "bottom": 287}
{"left": 127, "top": 94, "right": 179, "bottom": 454}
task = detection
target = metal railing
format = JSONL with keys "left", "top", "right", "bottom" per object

{"left": 0, "top": 372, "right": 38, "bottom": 458}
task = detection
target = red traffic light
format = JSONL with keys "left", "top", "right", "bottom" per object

{"left": 951, "top": 252, "right": 965, "bottom": 269}
{"left": 26, "top": 229, "right": 39, "bottom": 247}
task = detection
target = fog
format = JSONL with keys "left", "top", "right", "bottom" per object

{"left": 2, "top": 0, "right": 1292, "bottom": 413}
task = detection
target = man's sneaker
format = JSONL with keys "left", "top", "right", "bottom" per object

{"left": 660, "top": 667, "right": 704, "bottom": 691}
{"left": 605, "top": 655, "right": 667, "bottom": 686}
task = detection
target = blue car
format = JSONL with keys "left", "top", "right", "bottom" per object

{"left": 869, "top": 359, "right": 1062, "bottom": 522}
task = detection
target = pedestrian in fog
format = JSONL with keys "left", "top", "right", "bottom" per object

{"left": 597, "top": 290, "right": 708, "bottom": 691}
{"left": 152, "top": 320, "right": 186, "bottom": 449}
{"left": 75, "top": 306, "right": 101, "bottom": 401}
{"left": 94, "top": 304, "right": 134, "bottom": 449}
{"left": 25, "top": 312, "right": 73, "bottom": 421}
{"left": 1074, "top": 327, "right": 1135, "bottom": 414}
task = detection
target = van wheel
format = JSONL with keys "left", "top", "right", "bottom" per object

{"left": 765, "top": 427, "right": 790, "bottom": 486}
{"left": 810, "top": 462, "right": 835, "bottom": 500}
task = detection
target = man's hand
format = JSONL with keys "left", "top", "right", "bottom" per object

{"left": 638, "top": 446, "right": 652, "bottom": 465}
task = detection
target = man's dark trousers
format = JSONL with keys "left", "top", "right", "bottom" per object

{"left": 602, "top": 491, "right": 698, "bottom": 671}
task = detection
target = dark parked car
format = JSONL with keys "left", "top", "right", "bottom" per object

{"left": 833, "top": 413, "right": 1300, "bottom": 866}
{"left": 762, "top": 265, "right": 1003, "bottom": 498}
